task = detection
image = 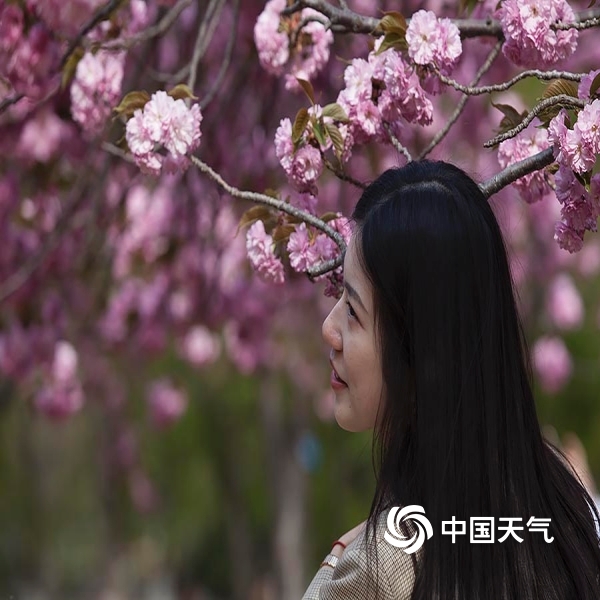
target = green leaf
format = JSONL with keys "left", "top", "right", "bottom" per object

{"left": 375, "top": 32, "right": 407, "bottom": 55}
{"left": 325, "top": 123, "right": 345, "bottom": 159}
{"left": 542, "top": 79, "right": 579, "bottom": 100}
{"left": 292, "top": 107, "right": 310, "bottom": 145}
{"left": 312, "top": 121, "right": 327, "bottom": 148}
{"left": 377, "top": 11, "right": 407, "bottom": 35}
{"left": 272, "top": 224, "right": 296, "bottom": 244}
{"left": 296, "top": 78, "right": 316, "bottom": 105}
{"left": 237, "top": 206, "right": 274, "bottom": 232}
{"left": 574, "top": 169, "right": 592, "bottom": 191}
{"left": 319, "top": 212, "right": 339, "bottom": 222}
{"left": 113, "top": 90, "right": 151, "bottom": 119}
{"left": 588, "top": 72, "right": 600, "bottom": 98}
{"left": 491, "top": 102, "right": 527, "bottom": 134}
{"left": 321, "top": 103, "right": 349, "bottom": 122}
{"left": 61, "top": 47, "right": 85, "bottom": 90}
{"left": 167, "top": 84, "right": 198, "bottom": 101}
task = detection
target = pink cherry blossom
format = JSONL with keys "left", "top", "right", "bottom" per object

{"left": 254, "top": 0, "right": 289, "bottom": 76}
{"left": 146, "top": 378, "right": 187, "bottom": 429}
{"left": 289, "top": 145, "right": 323, "bottom": 192}
{"left": 498, "top": 0, "right": 578, "bottom": 68}
{"left": 70, "top": 50, "right": 125, "bottom": 135}
{"left": 554, "top": 221, "right": 584, "bottom": 253}
{"left": 179, "top": 325, "right": 221, "bottom": 367}
{"left": 578, "top": 69, "right": 600, "bottom": 101}
{"left": 532, "top": 336, "right": 573, "bottom": 394}
{"left": 275, "top": 118, "right": 294, "bottom": 172}
{"left": 497, "top": 120, "right": 551, "bottom": 203}
{"left": 575, "top": 99, "right": 600, "bottom": 154}
{"left": 125, "top": 90, "right": 203, "bottom": 176}
{"left": 406, "top": 10, "right": 462, "bottom": 74}
{"left": 287, "top": 223, "right": 319, "bottom": 272}
{"left": 34, "top": 340, "right": 84, "bottom": 420}
{"left": 254, "top": 1, "right": 333, "bottom": 91}
{"left": 245, "top": 220, "right": 285, "bottom": 285}
{"left": 546, "top": 273, "right": 584, "bottom": 330}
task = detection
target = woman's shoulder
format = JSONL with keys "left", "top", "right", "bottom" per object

{"left": 320, "top": 509, "right": 421, "bottom": 600}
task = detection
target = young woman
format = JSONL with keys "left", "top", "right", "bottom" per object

{"left": 303, "top": 160, "right": 600, "bottom": 599}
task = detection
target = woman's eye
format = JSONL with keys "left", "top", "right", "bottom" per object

{"left": 345, "top": 301, "right": 357, "bottom": 319}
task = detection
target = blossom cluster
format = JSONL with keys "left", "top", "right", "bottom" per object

{"left": 405, "top": 10, "right": 462, "bottom": 75}
{"left": 70, "top": 51, "right": 125, "bottom": 136}
{"left": 246, "top": 220, "right": 285, "bottom": 285}
{"left": 254, "top": 0, "right": 333, "bottom": 91}
{"left": 336, "top": 42, "right": 433, "bottom": 146}
{"left": 497, "top": 0, "right": 578, "bottom": 68}
{"left": 287, "top": 215, "right": 352, "bottom": 274}
{"left": 274, "top": 104, "right": 344, "bottom": 193}
{"left": 545, "top": 87, "right": 600, "bottom": 253}
{"left": 34, "top": 341, "right": 85, "bottom": 420}
{"left": 125, "top": 91, "right": 203, "bottom": 176}
{"left": 244, "top": 214, "right": 352, "bottom": 290}
{"left": 497, "top": 120, "right": 551, "bottom": 204}
{"left": 0, "top": 3, "right": 60, "bottom": 100}
{"left": 549, "top": 102, "right": 600, "bottom": 175}
{"left": 552, "top": 165, "right": 599, "bottom": 253}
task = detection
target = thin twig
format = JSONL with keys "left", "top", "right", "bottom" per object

{"left": 553, "top": 15, "right": 600, "bottom": 30}
{"left": 0, "top": 154, "right": 98, "bottom": 303}
{"left": 437, "top": 69, "right": 583, "bottom": 97}
{"left": 189, "top": 156, "right": 346, "bottom": 250}
{"left": 187, "top": 0, "right": 226, "bottom": 92}
{"left": 283, "top": 1, "right": 599, "bottom": 38}
{"left": 479, "top": 147, "right": 555, "bottom": 198}
{"left": 102, "top": 141, "right": 135, "bottom": 162}
{"left": 322, "top": 156, "right": 367, "bottom": 189}
{"left": 484, "top": 95, "right": 585, "bottom": 147}
{"left": 419, "top": 42, "right": 501, "bottom": 159}
{"left": 200, "top": 0, "right": 240, "bottom": 110}
{"left": 60, "top": 0, "right": 123, "bottom": 68}
{"left": 101, "top": 0, "right": 192, "bottom": 50}
{"left": 291, "top": 14, "right": 332, "bottom": 46}
{"left": 382, "top": 123, "right": 412, "bottom": 162}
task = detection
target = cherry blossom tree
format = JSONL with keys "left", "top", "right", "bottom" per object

{"left": 1, "top": 0, "right": 600, "bottom": 596}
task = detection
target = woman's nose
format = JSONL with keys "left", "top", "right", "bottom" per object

{"left": 322, "top": 307, "right": 342, "bottom": 351}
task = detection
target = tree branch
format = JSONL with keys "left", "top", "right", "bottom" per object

{"left": 322, "top": 156, "right": 367, "bottom": 189}
{"left": 189, "top": 156, "right": 346, "bottom": 251}
{"left": 283, "top": 1, "right": 599, "bottom": 39}
{"left": 484, "top": 95, "right": 585, "bottom": 147}
{"left": 200, "top": 0, "right": 240, "bottom": 110}
{"left": 101, "top": 0, "right": 192, "bottom": 50}
{"left": 437, "top": 69, "right": 582, "bottom": 97}
{"left": 479, "top": 147, "right": 554, "bottom": 198}
{"left": 307, "top": 255, "right": 342, "bottom": 277}
{"left": 382, "top": 122, "right": 412, "bottom": 162}
{"left": 187, "top": 0, "right": 227, "bottom": 93}
{"left": 419, "top": 41, "right": 501, "bottom": 159}
{"left": 60, "top": 0, "right": 123, "bottom": 68}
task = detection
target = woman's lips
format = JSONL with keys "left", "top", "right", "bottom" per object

{"left": 331, "top": 363, "right": 348, "bottom": 390}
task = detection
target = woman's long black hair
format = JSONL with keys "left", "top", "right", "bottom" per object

{"left": 351, "top": 160, "right": 600, "bottom": 599}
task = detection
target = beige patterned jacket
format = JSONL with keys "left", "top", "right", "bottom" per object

{"left": 302, "top": 511, "right": 423, "bottom": 600}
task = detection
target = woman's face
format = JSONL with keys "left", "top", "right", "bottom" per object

{"left": 322, "top": 233, "right": 384, "bottom": 432}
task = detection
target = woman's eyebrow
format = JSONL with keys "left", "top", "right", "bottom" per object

{"left": 344, "top": 280, "right": 367, "bottom": 313}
